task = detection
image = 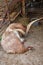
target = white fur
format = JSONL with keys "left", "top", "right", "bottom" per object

{"left": 6, "top": 28, "right": 24, "bottom": 42}
{"left": 13, "top": 30, "right": 24, "bottom": 42}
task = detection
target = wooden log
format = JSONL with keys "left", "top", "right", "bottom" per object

{"left": 7, "top": 0, "right": 21, "bottom": 13}
{"left": 21, "top": 0, "right": 26, "bottom": 17}
{"left": 10, "top": 10, "right": 21, "bottom": 21}
{"left": 4, "top": 0, "right": 10, "bottom": 22}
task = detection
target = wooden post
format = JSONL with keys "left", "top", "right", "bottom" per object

{"left": 4, "top": 0, "right": 10, "bottom": 22}
{"left": 21, "top": 0, "right": 26, "bottom": 17}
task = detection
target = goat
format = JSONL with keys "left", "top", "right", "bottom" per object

{"left": 1, "top": 17, "right": 43, "bottom": 54}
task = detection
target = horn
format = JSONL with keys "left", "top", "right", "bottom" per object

{"left": 26, "top": 17, "right": 43, "bottom": 34}
{"left": 14, "top": 29, "right": 26, "bottom": 35}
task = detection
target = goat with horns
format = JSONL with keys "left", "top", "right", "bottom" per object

{"left": 1, "top": 17, "right": 43, "bottom": 54}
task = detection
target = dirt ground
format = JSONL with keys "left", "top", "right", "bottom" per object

{"left": 0, "top": 23, "right": 43, "bottom": 65}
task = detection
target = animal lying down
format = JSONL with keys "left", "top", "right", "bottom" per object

{"left": 1, "top": 17, "right": 43, "bottom": 54}
{"left": 1, "top": 23, "right": 33, "bottom": 54}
